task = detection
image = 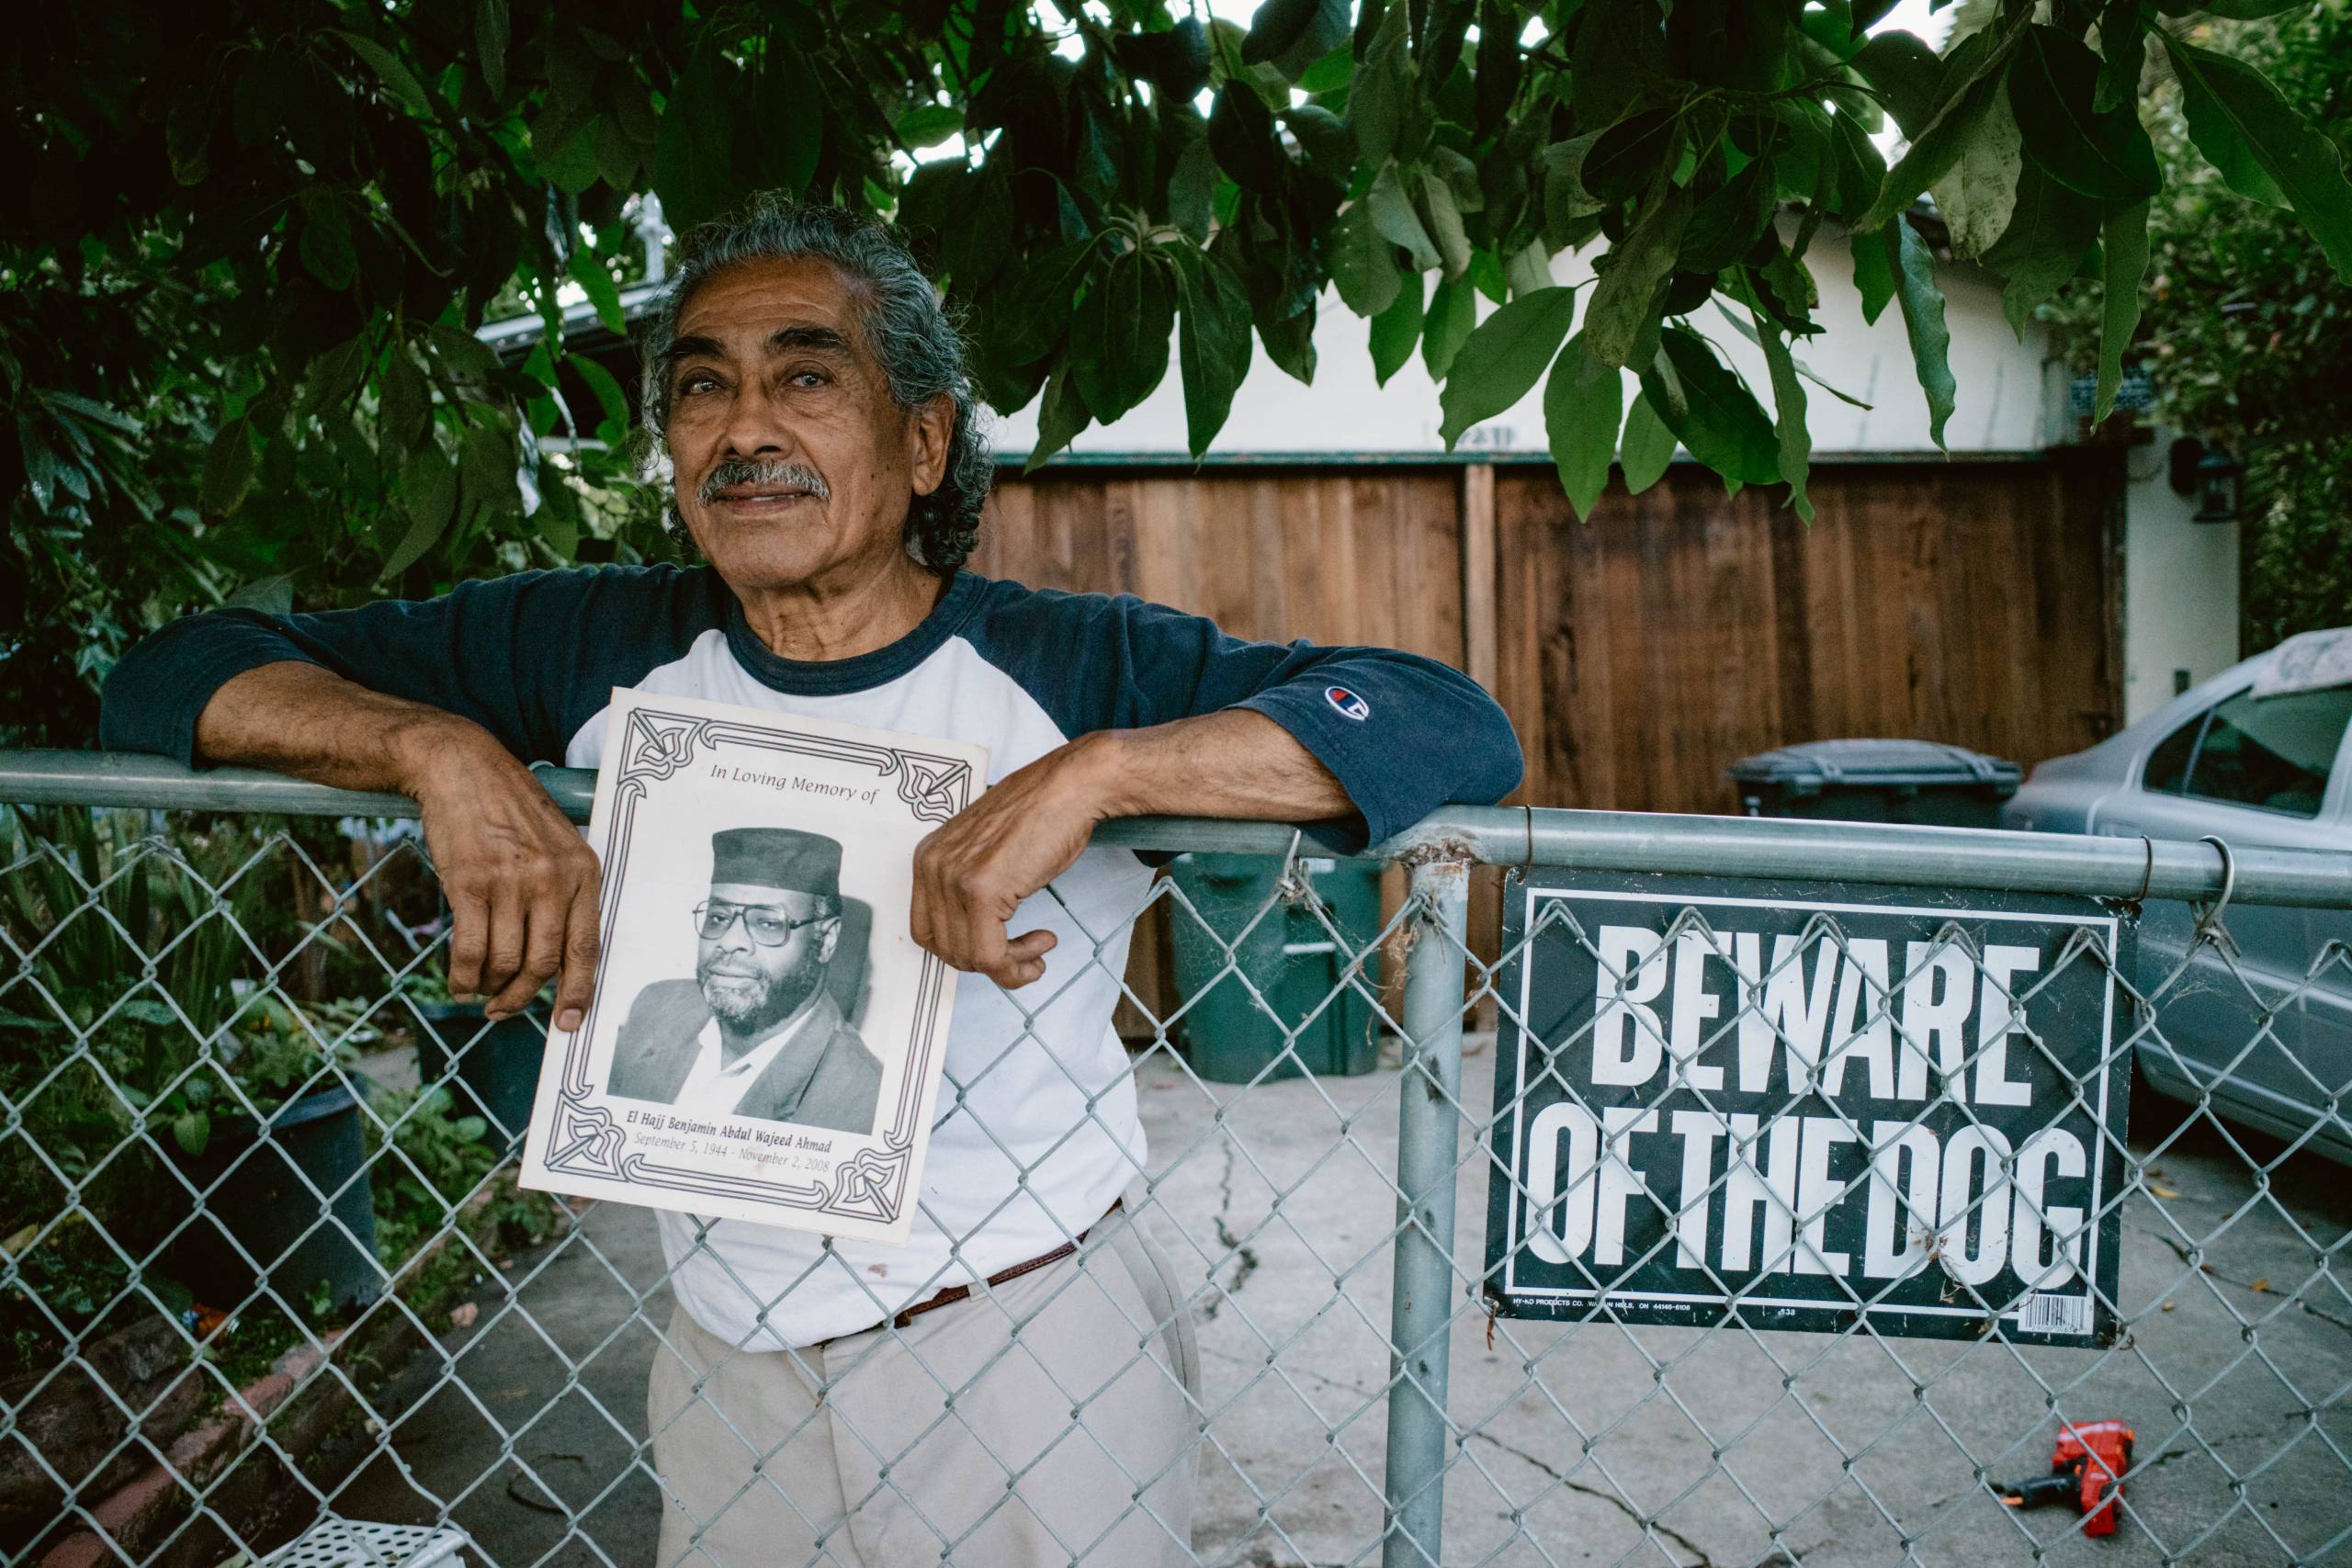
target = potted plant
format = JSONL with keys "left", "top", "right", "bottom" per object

{"left": 401, "top": 970, "right": 548, "bottom": 1155}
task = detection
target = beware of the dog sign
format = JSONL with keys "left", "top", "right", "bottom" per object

{"left": 1484, "top": 873, "right": 2134, "bottom": 1347}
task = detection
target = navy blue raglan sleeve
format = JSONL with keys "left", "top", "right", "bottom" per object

{"left": 98, "top": 566, "right": 718, "bottom": 769}
{"left": 966, "top": 581, "right": 1523, "bottom": 851}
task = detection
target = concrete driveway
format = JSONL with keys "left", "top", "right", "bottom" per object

{"left": 332, "top": 1037, "right": 2352, "bottom": 1565}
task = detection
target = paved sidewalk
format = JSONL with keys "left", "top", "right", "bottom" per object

{"left": 330, "top": 1037, "right": 2352, "bottom": 1565}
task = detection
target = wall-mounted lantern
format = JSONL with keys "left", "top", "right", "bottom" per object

{"left": 2167, "top": 436, "right": 2245, "bottom": 524}
{"left": 2192, "top": 447, "right": 2245, "bottom": 524}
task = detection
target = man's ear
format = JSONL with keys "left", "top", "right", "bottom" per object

{"left": 907, "top": 392, "right": 956, "bottom": 498}
{"left": 816, "top": 918, "right": 842, "bottom": 965}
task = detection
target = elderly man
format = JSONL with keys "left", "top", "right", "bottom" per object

{"left": 608, "top": 827, "right": 881, "bottom": 1131}
{"left": 99, "top": 197, "right": 1522, "bottom": 1566}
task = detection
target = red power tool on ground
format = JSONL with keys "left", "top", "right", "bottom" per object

{"left": 1998, "top": 1420, "right": 2136, "bottom": 1537}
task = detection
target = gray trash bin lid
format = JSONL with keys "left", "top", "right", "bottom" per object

{"left": 1724, "top": 739, "right": 2021, "bottom": 795}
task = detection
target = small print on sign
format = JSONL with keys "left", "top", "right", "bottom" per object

{"left": 1483, "top": 873, "right": 2133, "bottom": 1347}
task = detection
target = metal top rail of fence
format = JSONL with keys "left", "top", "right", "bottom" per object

{"left": 7, "top": 748, "right": 2352, "bottom": 1568}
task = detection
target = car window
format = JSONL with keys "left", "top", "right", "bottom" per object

{"left": 2143, "top": 712, "right": 2204, "bottom": 795}
{"left": 2183, "top": 685, "right": 2352, "bottom": 818}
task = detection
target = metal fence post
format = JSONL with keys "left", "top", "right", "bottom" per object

{"left": 1382, "top": 852, "right": 1471, "bottom": 1568}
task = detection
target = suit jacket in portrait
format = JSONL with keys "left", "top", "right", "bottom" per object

{"left": 606, "top": 980, "right": 884, "bottom": 1134}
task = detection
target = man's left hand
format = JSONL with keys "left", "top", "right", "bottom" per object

{"left": 910, "top": 734, "right": 1119, "bottom": 988}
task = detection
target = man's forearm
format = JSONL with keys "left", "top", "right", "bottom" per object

{"left": 194, "top": 660, "right": 497, "bottom": 793}
{"left": 1078, "top": 708, "right": 1353, "bottom": 823}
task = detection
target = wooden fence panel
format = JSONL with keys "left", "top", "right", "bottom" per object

{"left": 1492, "top": 457, "right": 2122, "bottom": 816}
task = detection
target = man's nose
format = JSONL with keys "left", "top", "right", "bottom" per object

{"left": 719, "top": 377, "right": 799, "bottom": 462}
{"left": 713, "top": 917, "right": 756, "bottom": 955}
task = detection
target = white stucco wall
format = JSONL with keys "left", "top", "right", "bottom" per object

{"left": 988, "top": 231, "right": 2053, "bottom": 457}
{"left": 982, "top": 234, "right": 2240, "bottom": 719}
{"left": 2122, "top": 432, "right": 2245, "bottom": 724}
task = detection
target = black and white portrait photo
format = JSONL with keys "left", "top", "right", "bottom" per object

{"left": 606, "top": 828, "right": 882, "bottom": 1134}
{"left": 522, "top": 689, "right": 987, "bottom": 1243}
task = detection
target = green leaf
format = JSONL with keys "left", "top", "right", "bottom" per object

{"left": 397, "top": 445, "right": 457, "bottom": 532}
{"left": 1169, "top": 137, "right": 1217, "bottom": 243}
{"left": 335, "top": 30, "right": 435, "bottom": 120}
{"left": 460, "top": 422, "right": 517, "bottom": 520}
{"left": 1328, "top": 201, "right": 1402, "bottom": 318}
{"left": 1980, "top": 161, "right": 2098, "bottom": 336}
{"left": 568, "top": 246, "right": 625, "bottom": 334}
{"left": 1418, "top": 170, "right": 1473, "bottom": 278}
{"left": 1680, "top": 157, "right": 1777, "bottom": 276}
{"left": 895, "top": 104, "right": 965, "bottom": 149}
{"left": 476, "top": 0, "right": 509, "bottom": 100}
{"left": 1242, "top": 0, "right": 1351, "bottom": 80}
{"left": 201, "top": 415, "right": 256, "bottom": 515}
{"left": 1752, "top": 311, "right": 1814, "bottom": 523}
{"left": 1419, "top": 275, "right": 1476, "bottom": 381}
{"left": 571, "top": 355, "right": 630, "bottom": 442}
{"left": 1584, "top": 186, "right": 1691, "bottom": 368}
{"left": 1438, "top": 286, "right": 1577, "bottom": 447}
{"left": 1367, "top": 163, "right": 1441, "bottom": 272}
{"left": 2094, "top": 197, "right": 2150, "bottom": 423}
{"left": 652, "top": 38, "right": 734, "bottom": 235}
{"left": 2009, "top": 27, "right": 2159, "bottom": 201}
{"left": 224, "top": 574, "right": 294, "bottom": 616}
{"left": 1851, "top": 221, "right": 1897, "bottom": 323}
{"left": 1641, "top": 327, "right": 1781, "bottom": 488}
{"left": 1026, "top": 359, "right": 1091, "bottom": 471}
{"left": 1351, "top": 2, "right": 1410, "bottom": 165}
{"left": 1173, "top": 248, "right": 1254, "bottom": 458}
{"left": 2194, "top": 0, "right": 2309, "bottom": 17}
{"left": 1369, "top": 269, "right": 1425, "bottom": 387}
{"left": 2095, "top": 7, "right": 2147, "bottom": 114}
{"left": 1883, "top": 220, "right": 1957, "bottom": 447}
{"left": 300, "top": 202, "right": 357, "bottom": 290}
{"left": 1580, "top": 109, "right": 1679, "bottom": 208}
{"left": 173, "top": 1110, "right": 210, "bottom": 1157}
{"left": 2165, "top": 33, "right": 2352, "bottom": 282}
{"left": 1850, "top": 32, "right": 1943, "bottom": 137}
{"left": 1618, "top": 390, "right": 1678, "bottom": 495}
{"left": 741, "top": 34, "right": 822, "bottom": 197}
{"left": 1858, "top": 24, "right": 2023, "bottom": 231}
{"left": 1504, "top": 243, "right": 1555, "bottom": 301}
{"left": 1928, "top": 91, "right": 2022, "bottom": 259}
{"left": 1544, "top": 333, "right": 1624, "bottom": 522}
{"left": 1210, "top": 84, "right": 1283, "bottom": 192}
{"left": 1074, "top": 249, "right": 1176, "bottom": 423}
{"left": 1714, "top": 302, "right": 1873, "bottom": 408}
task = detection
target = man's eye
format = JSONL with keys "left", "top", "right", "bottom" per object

{"left": 789, "top": 370, "right": 828, "bottom": 389}
{"left": 680, "top": 373, "right": 719, "bottom": 395}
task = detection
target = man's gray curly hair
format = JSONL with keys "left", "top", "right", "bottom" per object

{"left": 641, "top": 195, "right": 991, "bottom": 573}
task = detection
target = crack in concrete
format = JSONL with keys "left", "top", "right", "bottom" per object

{"left": 1464, "top": 1427, "right": 1720, "bottom": 1568}
{"left": 2134, "top": 1227, "right": 2352, "bottom": 1335}
{"left": 1201, "top": 1139, "right": 1261, "bottom": 1324}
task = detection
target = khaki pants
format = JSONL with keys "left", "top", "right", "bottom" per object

{"left": 648, "top": 1207, "right": 1202, "bottom": 1566}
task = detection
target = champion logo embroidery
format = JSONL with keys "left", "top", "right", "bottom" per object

{"left": 1325, "top": 686, "right": 1371, "bottom": 722}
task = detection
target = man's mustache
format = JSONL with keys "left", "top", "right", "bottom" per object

{"left": 697, "top": 457, "right": 831, "bottom": 507}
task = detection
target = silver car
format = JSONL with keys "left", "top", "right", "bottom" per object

{"left": 2002, "top": 628, "right": 2352, "bottom": 1163}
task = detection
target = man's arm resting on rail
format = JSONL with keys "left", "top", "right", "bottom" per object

{"left": 193, "top": 661, "right": 603, "bottom": 1029}
{"left": 910, "top": 707, "right": 1351, "bottom": 988}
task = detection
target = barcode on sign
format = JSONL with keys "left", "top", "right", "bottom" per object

{"left": 2018, "top": 1292, "right": 2093, "bottom": 1336}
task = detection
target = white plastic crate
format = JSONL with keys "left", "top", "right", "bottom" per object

{"left": 250, "top": 1519, "right": 470, "bottom": 1568}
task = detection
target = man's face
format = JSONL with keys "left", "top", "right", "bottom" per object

{"left": 695, "top": 882, "right": 841, "bottom": 1035}
{"left": 661, "top": 256, "right": 954, "bottom": 593}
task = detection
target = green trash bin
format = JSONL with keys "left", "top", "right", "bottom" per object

{"left": 1165, "top": 852, "right": 1383, "bottom": 1083}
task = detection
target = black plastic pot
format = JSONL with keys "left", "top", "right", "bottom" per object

{"left": 413, "top": 1003, "right": 549, "bottom": 1153}
{"left": 169, "top": 1083, "right": 379, "bottom": 1315}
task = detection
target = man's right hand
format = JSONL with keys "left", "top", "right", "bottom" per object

{"left": 188, "top": 660, "right": 605, "bottom": 1032}
{"left": 410, "top": 731, "right": 604, "bottom": 1031}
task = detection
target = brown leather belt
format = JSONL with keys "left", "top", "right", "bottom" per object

{"left": 888, "top": 1199, "right": 1124, "bottom": 1331}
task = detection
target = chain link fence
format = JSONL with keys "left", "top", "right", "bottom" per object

{"left": 5, "top": 752, "right": 2351, "bottom": 1566}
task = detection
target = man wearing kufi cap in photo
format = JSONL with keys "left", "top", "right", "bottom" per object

{"left": 608, "top": 827, "right": 881, "bottom": 1131}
